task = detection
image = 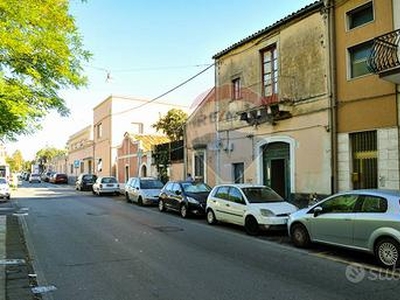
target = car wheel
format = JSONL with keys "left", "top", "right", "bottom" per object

{"left": 206, "top": 209, "right": 217, "bottom": 225}
{"left": 92, "top": 189, "right": 95, "bottom": 195}
{"left": 290, "top": 223, "right": 311, "bottom": 248}
{"left": 180, "top": 205, "right": 188, "bottom": 218}
{"left": 138, "top": 197, "right": 143, "bottom": 206}
{"left": 375, "top": 238, "right": 400, "bottom": 268}
{"left": 125, "top": 193, "right": 131, "bottom": 203}
{"left": 244, "top": 216, "right": 260, "bottom": 236}
{"left": 158, "top": 199, "right": 165, "bottom": 212}
{"left": 6, "top": 195, "right": 10, "bottom": 200}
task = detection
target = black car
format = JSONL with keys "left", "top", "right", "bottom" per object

{"left": 76, "top": 174, "right": 98, "bottom": 191}
{"left": 158, "top": 181, "right": 212, "bottom": 218}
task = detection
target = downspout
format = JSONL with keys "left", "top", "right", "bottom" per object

{"left": 325, "top": 0, "right": 338, "bottom": 194}
{"left": 215, "top": 60, "right": 221, "bottom": 184}
{"left": 183, "top": 123, "right": 188, "bottom": 180}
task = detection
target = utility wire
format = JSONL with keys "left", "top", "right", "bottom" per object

{"left": 113, "top": 62, "right": 215, "bottom": 116}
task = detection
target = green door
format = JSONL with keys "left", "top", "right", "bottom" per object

{"left": 262, "top": 142, "right": 290, "bottom": 199}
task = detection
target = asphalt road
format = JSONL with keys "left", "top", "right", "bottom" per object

{"left": 10, "top": 182, "right": 400, "bottom": 300}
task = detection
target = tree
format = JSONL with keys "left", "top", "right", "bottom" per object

{"left": 6, "top": 149, "right": 23, "bottom": 172}
{"left": 36, "top": 146, "right": 66, "bottom": 172}
{"left": 152, "top": 109, "right": 188, "bottom": 141}
{"left": 0, "top": 0, "right": 91, "bottom": 140}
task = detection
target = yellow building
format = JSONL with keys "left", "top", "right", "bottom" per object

{"left": 66, "top": 125, "right": 94, "bottom": 179}
{"left": 332, "top": 0, "right": 399, "bottom": 190}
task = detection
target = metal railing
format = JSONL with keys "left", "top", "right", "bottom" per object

{"left": 368, "top": 29, "right": 400, "bottom": 73}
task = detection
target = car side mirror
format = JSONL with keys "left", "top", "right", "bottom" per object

{"left": 313, "top": 206, "right": 323, "bottom": 217}
{"left": 175, "top": 190, "right": 181, "bottom": 195}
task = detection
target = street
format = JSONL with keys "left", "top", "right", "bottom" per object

{"left": 6, "top": 182, "right": 400, "bottom": 300}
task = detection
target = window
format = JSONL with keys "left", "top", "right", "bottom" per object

{"left": 233, "top": 162, "right": 244, "bottom": 184}
{"left": 97, "top": 158, "right": 102, "bottom": 172}
{"left": 193, "top": 150, "right": 206, "bottom": 182}
{"left": 347, "top": 2, "right": 373, "bottom": 30}
{"left": 214, "top": 186, "right": 230, "bottom": 200}
{"left": 97, "top": 123, "right": 103, "bottom": 138}
{"left": 349, "top": 41, "right": 373, "bottom": 78}
{"left": 229, "top": 187, "right": 245, "bottom": 204}
{"left": 320, "top": 195, "right": 359, "bottom": 213}
{"left": 261, "top": 45, "right": 278, "bottom": 97}
{"left": 360, "top": 196, "right": 387, "bottom": 213}
{"left": 232, "top": 78, "right": 241, "bottom": 100}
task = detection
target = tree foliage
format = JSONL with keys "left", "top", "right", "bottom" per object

{"left": 0, "top": 0, "right": 91, "bottom": 140}
{"left": 5, "top": 149, "right": 23, "bottom": 172}
{"left": 152, "top": 109, "right": 188, "bottom": 141}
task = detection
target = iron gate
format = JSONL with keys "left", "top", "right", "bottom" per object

{"left": 350, "top": 131, "right": 377, "bottom": 189}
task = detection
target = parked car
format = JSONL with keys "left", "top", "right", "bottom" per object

{"left": 76, "top": 173, "right": 98, "bottom": 191}
{"left": 92, "top": 176, "right": 120, "bottom": 196}
{"left": 125, "top": 177, "right": 164, "bottom": 205}
{"left": 206, "top": 184, "right": 298, "bottom": 235}
{"left": 50, "top": 173, "right": 68, "bottom": 184}
{"left": 0, "top": 177, "right": 10, "bottom": 201}
{"left": 158, "top": 181, "right": 212, "bottom": 218}
{"left": 41, "top": 171, "right": 55, "bottom": 182}
{"left": 29, "top": 173, "right": 41, "bottom": 183}
{"left": 288, "top": 189, "right": 400, "bottom": 268}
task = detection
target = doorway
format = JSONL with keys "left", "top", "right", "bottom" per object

{"left": 262, "top": 142, "right": 290, "bottom": 199}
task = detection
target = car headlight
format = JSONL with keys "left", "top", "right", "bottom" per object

{"left": 260, "top": 209, "right": 275, "bottom": 217}
{"left": 187, "top": 196, "right": 199, "bottom": 204}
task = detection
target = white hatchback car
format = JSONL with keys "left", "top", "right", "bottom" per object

{"left": 0, "top": 177, "right": 10, "bottom": 201}
{"left": 206, "top": 184, "right": 298, "bottom": 235}
{"left": 92, "top": 176, "right": 120, "bottom": 196}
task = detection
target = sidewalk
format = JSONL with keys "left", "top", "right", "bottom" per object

{"left": 0, "top": 215, "right": 5, "bottom": 300}
{"left": 0, "top": 200, "right": 39, "bottom": 300}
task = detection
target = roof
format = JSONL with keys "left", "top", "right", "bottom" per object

{"left": 212, "top": 1, "right": 323, "bottom": 59}
{"left": 126, "top": 134, "right": 170, "bottom": 152}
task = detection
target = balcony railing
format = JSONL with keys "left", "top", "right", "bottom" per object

{"left": 368, "top": 29, "right": 400, "bottom": 74}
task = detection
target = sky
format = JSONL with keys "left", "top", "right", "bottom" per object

{"left": 6, "top": 0, "right": 316, "bottom": 160}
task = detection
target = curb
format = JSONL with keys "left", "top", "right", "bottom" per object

{"left": 0, "top": 215, "right": 6, "bottom": 300}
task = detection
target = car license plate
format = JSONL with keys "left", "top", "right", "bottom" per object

{"left": 106, "top": 184, "right": 114, "bottom": 187}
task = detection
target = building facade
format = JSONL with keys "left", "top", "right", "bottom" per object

{"left": 116, "top": 133, "right": 169, "bottom": 183}
{"left": 93, "top": 95, "right": 188, "bottom": 179}
{"left": 333, "top": 0, "right": 399, "bottom": 191}
{"left": 212, "top": 2, "right": 331, "bottom": 202}
{"left": 65, "top": 125, "right": 94, "bottom": 181}
{"left": 185, "top": 88, "right": 218, "bottom": 185}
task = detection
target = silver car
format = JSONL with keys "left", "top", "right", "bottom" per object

{"left": 125, "top": 177, "right": 164, "bottom": 205}
{"left": 288, "top": 189, "right": 400, "bottom": 268}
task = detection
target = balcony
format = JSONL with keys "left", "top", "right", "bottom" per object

{"left": 368, "top": 29, "right": 400, "bottom": 84}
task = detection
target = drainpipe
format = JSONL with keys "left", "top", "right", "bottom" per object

{"left": 215, "top": 60, "right": 221, "bottom": 184}
{"left": 325, "top": 0, "right": 338, "bottom": 194}
{"left": 183, "top": 123, "right": 188, "bottom": 180}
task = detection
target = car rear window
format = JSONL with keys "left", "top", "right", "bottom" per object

{"left": 242, "top": 187, "right": 284, "bottom": 203}
{"left": 140, "top": 180, "right": 164, "bottom": 189}
{"left": 102, "top": 177, "right": 117, "bottom": 183}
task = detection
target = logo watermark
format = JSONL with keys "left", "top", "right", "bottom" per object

{"left": 345, "top": 263, "right": 400, "bottom": 283}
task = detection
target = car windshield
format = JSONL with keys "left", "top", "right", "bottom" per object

{"left": 140, "top": 180, "right": 164, "bottom": 189}
{"left": 242, "top": 187, "right": 284, "bottom": 203}
{"left": 182, "top": 182, "right": 211, "bottom": 193}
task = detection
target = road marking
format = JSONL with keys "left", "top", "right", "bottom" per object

{"left": 311, "top": 251, "right": 400, "bottom": 275}
{"left": 0, "top": 259, "right": 26, "bottom": 266}
{"left": 31, "top": 285, "right": 57, "bottom": 294}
